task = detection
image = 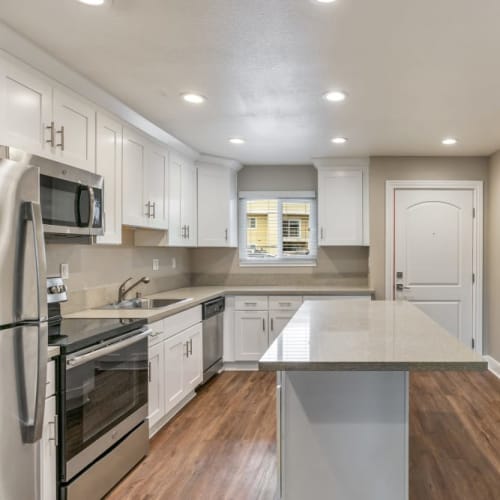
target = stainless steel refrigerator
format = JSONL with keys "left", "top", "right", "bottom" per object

{"left": 0, "top": 151, "right": 48, "bottom": 500}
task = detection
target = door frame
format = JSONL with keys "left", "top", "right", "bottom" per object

{"left": 385, "top": 180, "right": 484, "bottom": 354}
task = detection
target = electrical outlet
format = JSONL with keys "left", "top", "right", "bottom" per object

{"left": 152, "top": 259, "right": 160, "bottom": 271}
{"left": 171, "top": 257, "right": 177, "bottom": 269}
{"left": 60, "top": 263, "right": 69, "bottom": 280}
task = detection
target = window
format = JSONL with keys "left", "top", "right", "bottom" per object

{"left": 239, "top": 191, "right": 317, "bottom": 265}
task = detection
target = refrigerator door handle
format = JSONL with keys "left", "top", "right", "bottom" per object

{"left": 17, "top": 323, "right": 48, "bottom": 444}
{"left": 23, "top": 201, "right": 48, "bottom": 321}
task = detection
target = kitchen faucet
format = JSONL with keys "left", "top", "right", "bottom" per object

{"left": 117, "top": 276, "right": 151, "bottom": 303}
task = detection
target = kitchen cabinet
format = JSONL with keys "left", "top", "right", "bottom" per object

{"left": 96, "top": 113, "right": 123, "bottom": 245}
{"left": 169, "top": 152, "right": 197, "bottom": 247}
{"left": 52, "top": 87, "right": 96, "bottom": 171}
{"left": 164, "top": 330, "right": 187, "bottom": 412}
{"left": 315, "top": 161, "right": 369, "bottom": 246}
{"left": 40, "top": 361, "right": 57, "bottom": 500}
{"left": 145, "top": 145, "right": 168, "bottom": 230}
{"left": 234, "top": 310, "right": 269, "bottom": 361}
{"left": 184, "top": 324, "right": 203, "bottom": 391}
{"left": 197, "top": 164, "right": 238, "bottom": 247}
{"left": 148, "top": 341, "right": 165, "bottom": 430}
{"left": 0, "top": 54, "right": 97, "bottom": 171}
{"left": 269, "top": 310, "right": 295, "bottom": 344}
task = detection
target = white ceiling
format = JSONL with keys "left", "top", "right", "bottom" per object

{"left": 1, "top": 0, "right": 500, "bottom": 164}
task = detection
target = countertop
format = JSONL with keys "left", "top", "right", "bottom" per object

{"left": 64, "top": 285, "right": 374, "bottom": 323}
{"left": 259, "top": 300, "right": 487, "bottom": 372}
{"left": 48, "top": 345, "right": 60, "bottom": 359}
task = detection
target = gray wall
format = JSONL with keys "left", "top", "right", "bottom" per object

{"left": 238, "top": 164, "right": 317, "bottom": 192}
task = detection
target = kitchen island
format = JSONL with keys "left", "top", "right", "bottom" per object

{"left": 259, "top": 300, "right": 486, "bottom": 500}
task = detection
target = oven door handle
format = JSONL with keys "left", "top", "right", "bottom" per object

{"left": 66, "top": 328, "right": 152, "bottom": 369}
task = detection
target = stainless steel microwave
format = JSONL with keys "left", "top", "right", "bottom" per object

{"left": 0, "top": 146, "right": 104, "bottom": 237}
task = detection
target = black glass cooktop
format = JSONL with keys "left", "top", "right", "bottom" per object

{"left": 48, "top": 317, "right": 147, "bottom": 354}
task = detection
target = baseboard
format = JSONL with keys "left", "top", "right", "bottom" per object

{"left": 483, "top": 355, "right": 500, "bottom": 379}
{"left": 223, "top": 361, "right": 258, "bottom": 371}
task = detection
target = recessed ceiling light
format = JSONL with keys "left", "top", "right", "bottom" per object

{"left": 331, "top": 137, "right": 348, "bottom": 144}
{"left": 442, "top": 138, "right": 457, "bottom": 145}
{"left": 77, "top": 0, "right": 105, "bottom": 5}
{"left": 181, "top": 93, "right": 206, "bottom": 104}
{"left": 323, "top": 90, "right": 347, "bottom": 102}
{"left": 229, "top": 138, "right": 245, "bottom": 145}
{"left": 314, "top": 0, "right": 337, "bottom": 3}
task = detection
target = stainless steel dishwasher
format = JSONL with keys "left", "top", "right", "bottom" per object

{"left": 201, "top": 297, "right": 225, "bottom": 384}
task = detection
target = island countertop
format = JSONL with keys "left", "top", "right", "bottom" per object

{"left": 259, "top": 300, "right": 487, "bottom": 371}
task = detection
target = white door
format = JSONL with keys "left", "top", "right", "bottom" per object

{"left": 145, "top": 145, "right": 168, "bottom": 230}
{"left": 122, "top": 128, "right": 146, "bottom": 227}
{"left": 52, "top": 88, "right": 96, "bottom": 171}
{"left": 269, "top": 311, "right": 295, "bottom": 344}
{"left": 0, "top": 60, "right": 53, "bottom": 156}
{"left": 164, "top": 331, "right": 187, "bottom": 413}
{"left": 234, "top": 311, "right": 269, "bottom": 361}
{"left": 148, "top": 342, "right": 165, "bottom": 430}
{"left": 197, "top": 166, "right": 231, "bottom": 247}
{"left": 40, "top": 395, "right": 57, "bottom": 500}
{"left": 184, "top": 323, "right": 203, "bottom": 391}
{"left": 96, "top": 113, "right": 122, "bottom": 245}
{"left": 394, "top": 189, "right": 474, "bottom": 348}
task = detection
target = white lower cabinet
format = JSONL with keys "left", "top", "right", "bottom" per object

{"left": 147, "top": 311, "right": 203, "bottom": 435}
{"left": 268, "top": 311, "right": 296, "bottom": 344}
{"left": 234, "top": 310, "right": 269, "bottom": 361}
{"left": 40, "top": 362, "right": 57, "bottom": 500}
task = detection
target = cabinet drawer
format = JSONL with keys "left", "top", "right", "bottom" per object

{"left": 46, "top": 360, "right": 55, "bottom": 399}
{"left": 148, "top": 319, "right": 166, "bottom": 346}
{"left": 269, "top": 296, "right": 303, "bottom": 311}
{"left": 163, "top": 305, "right": 202, "bottom": 339}
{"left": 234, "top": 296, "right": 269, "bottom": 310}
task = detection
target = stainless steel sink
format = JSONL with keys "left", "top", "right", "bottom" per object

{"left": 102, "top": 298, "right": 191, "bottom": 310}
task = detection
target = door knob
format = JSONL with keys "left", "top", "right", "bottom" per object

{"left": 396, "top": 284, "right": 411, "bottom": 291}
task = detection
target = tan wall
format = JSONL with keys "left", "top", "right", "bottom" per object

{"left": 369, "top": 157, "right": 489, "bottom": 300}
{"left": 46, "top": 229, "right": 191, "bottom": 313}
{"left": 238, "top": 164, "right": 317, "bottom": 191}
{"left": 487, "top": 152, "right": 500, "bottom": 359}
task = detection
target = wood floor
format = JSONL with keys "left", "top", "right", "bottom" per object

{"left": 107, "top": 370, "right": 500, "bottom": 500}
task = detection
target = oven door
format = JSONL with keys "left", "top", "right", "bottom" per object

{"left": 61, "top": 329, "right": 149, "bottom": 481}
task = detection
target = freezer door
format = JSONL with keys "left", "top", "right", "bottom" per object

{"left": 0, "top": 158, "right": 48, "bottom": 325}
{"left": 0, "top": 322, "right": 48, "bottom": 500}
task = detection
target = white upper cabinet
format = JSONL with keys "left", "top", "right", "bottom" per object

{"left": 0, "top": 54, "right": 97, "bottom": 171}
{"left": 0, "top": 59, "right": 52, "bottom": 156}
{"left": 122, "top": 127, "right": 147, "bottom": 227}
{"left": 315, "top": 159, "right": 370, "bottom": 246}
{"left": 197, "top": 160, "right": 238, "bottom": 247}
{"left": 169, "top": 152, "right": 197, "bottom": 247}
{"left": 145, "top": 144, "right": 168, "bottom": 230}
{"left": 96, "top": 113, "right": 123, "bottom": 245}
{"left": 52, "top": 88, "right": 96, "bottom": 171}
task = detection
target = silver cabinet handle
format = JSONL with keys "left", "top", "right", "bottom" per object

{"left": 320, "top": 227, "right": 324, "bottom": 240}
{"left": 181, "top": 225, "right": 186, "bottom": 238}
{"left": 56, "top": 125, "right": 65, "bottom": 151}
{"left": 279, "top": 302, "right": 292, "bottom": 307}
{"left": 148, "top": 361, "right": 152, "bottom": 383}
{"left": 184, "top": 341, "right": 189, "bottom": 358}
{"left": 271, "top": 318, "right": 274, "bottom": 331}
{"left": 46, "top": 121, "right": 55, "bottom": 147}
{"left": 49, "top": 413, "right": 59, "bottom": 447}
{"left": 225, "top": 228, "right": 228, "bottom": 241}
{"left": 152, "top": 202, "right": 156, "bottom": 219}
{"left": 189, "top": 338, "right": 193, "bottom": 355}
{"left": 145, "top": 201, "right": 151, "bottom": 218}
{"left": 187, "top": 225, "right": 190, "bottom": 239}
{"left": 262, "top": 318, "right": 266, "bottom": 331}
{"left": 245, "top": 302, "right": 257, "bottom": 306}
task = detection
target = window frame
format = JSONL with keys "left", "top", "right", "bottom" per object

{"left": 239, "top": 191, "right": 317, "bottom": 267}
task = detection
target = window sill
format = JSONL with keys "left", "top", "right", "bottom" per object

{"left": 239, "top": 260, "right": 318, "bottom": 268}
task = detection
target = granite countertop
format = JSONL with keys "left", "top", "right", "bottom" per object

{"left": 259, "top": 300, "right": 487, "bottom": 372}
{"left": 64, "top": 285, "right": 375, "bottom": 323}
{"left": 48, "top": 345, "right": 60, "bottom": 359}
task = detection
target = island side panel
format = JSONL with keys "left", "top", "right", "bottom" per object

{"left": 279, "top": 371, "right": 409, "bottom": 500}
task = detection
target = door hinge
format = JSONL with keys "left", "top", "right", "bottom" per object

{"left": 472, "top": 338, "right": 475, "bottom": 349}
{"left": 473, "top": 208, "right": 476, "bottom": 218}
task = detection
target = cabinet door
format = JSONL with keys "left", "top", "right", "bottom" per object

{"left": 40, "top": 395, "right": 57, "bottom": 500}
{"left": 145, "top": 144, "right": 168, "bottom": 230}
{"left": 52, "top": 87, "right": 96, "bottom": 171}
{"left": 234, "top": 311, "right": 269, "bottom": 361}
{"left": 0, "top": 59, "right": 52, "bottom": 156}
{"left": 122, "top": 128, "right": 147, "bottom": 227}
{"left": 168, "top": 155, "right": 183, "bottom": 245}
{"left": 184, "top": 323, "right": 203, "bottom": 391}
{"left": 148, "top": 342, "right": 165, "bottom": 430}
{"left": 318, "top": 168, "right": 365, "bottom": 246}
{"left": 164, "top": 331, "right": 187, "bottom": 414}
{"left": 96, "top": 113, "right": 122, "bottom": 245}
{"left": 198, "top": 166, "right": 235, "bottom": 247}
{"left": 181, "top": 159, "right": 198, "bottom": 247}
{"left": 269, "top": 311, "right": 296, "bottom": 344}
